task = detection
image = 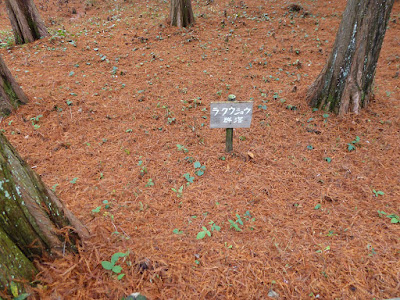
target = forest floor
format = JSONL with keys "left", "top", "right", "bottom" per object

{"left": 0, "top": 0, "right": 399, "bottom": 299}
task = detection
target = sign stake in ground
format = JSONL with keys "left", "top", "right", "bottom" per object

{"left": 210, "top": 94, "right": 253, "bottom": 152}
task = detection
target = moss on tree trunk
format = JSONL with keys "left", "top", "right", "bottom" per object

{"left": 5, "top": 0, "right": 49, "bottom": 45}
{"left": 0, "top": 55, "right": 28, "bottom": 117}
{"left": 0, "top": 132, "right": 89, "bottom": 296}
{"left": 306, "top": 0, "right": 394, "bottom": 115}
{"left": 170, "top": 0, "right": 194, "bottom": 27}
{"left": 0, "top": 227, "right": 37, "bottom": 295}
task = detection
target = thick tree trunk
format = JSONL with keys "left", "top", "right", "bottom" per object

{"left": 0, "top": 132, "right": 89, "bottom": 296}
{"left": 170, "top": 0, "right": 194, "bottom": 27}
{"left": 0, "top": 55, "right": 29, "bottom": 117}
{"left": 5, "top": 0, "right": 49, "bottom": 45}
{"left": 306, "top": 0, "right": 394, "bottom": 115}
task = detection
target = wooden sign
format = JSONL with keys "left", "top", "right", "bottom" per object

{"left": 210, "top": 101, "right": 253, "bottom": 128}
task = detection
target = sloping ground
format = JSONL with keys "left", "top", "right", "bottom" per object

{"left": 0, "top": 0, "right": 399, "bottom": 298}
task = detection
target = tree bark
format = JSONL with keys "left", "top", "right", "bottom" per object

{"left": 170, "top": 0, "right": 194, "bottom": 27}
{"left": 0, "top": 132, "right": 89, "bottom": 295}
{"left": 5, "top": 0, "right": 49, "bottom": 45}
{"left": 0, "top": 55, "right": 29, "bottom": 117}
{"left": 306, "top": 0, "right": 394, "bottom": 115}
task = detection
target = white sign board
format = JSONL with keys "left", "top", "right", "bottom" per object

{"left": 210, "top": 101, "right": 253, "bottom": 128}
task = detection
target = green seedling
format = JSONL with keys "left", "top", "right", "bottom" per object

{"left": 139, "top": 166, "right": 147, "bottom": 176}
{"left": 243, "top": 211, "right": 255, "bottom": 222}
{"left": 145, "top": 178, "right": 154, "bottom": 187}
{"left": 51, "top": 184, "right": 59, "bottom": 192}
{"left": 235, "top": 214, "right": 243, "bottom": 225}
{"left": 173, "top": 228, "right": 183, "bottom": 235}
{"left": 183, "top": 173, "right": 194, "bottom": 183}
{"left": 194, "top": 161, "right": 206, "bottom": 176}
{"left": 347, "top": 136, "right": 360, "bottom": 151}
{"left": 387, "top": 214, "right": 400, "bottom": 224}
{"left": 377, "top": 211, "right": 399, "bottom": 224}
{"left": 372, "top": 189, "right": 384, "bottom": 197}
{"left": 196, "top": 226, "right": 211, "bottom": 239}
{"left": 177, "top": 144, "right": 188, "bottom": 153}
{"left": 101, "top": 251, "right": 129, "bottom": 280}
{"left": 224, "top": 242, "right": 233, "bottom": 249}
{"left": 171, "top": 185, "right": 184, "bottom": 197}
{"left": 30, "top": 115, "right": 43, "bottom": 130}
{"left": 209, "top": 221, "right": 221, "bottom": 232}
{"left": 367, "top": 244, "right": 376, "bottom": 256}
{"left": 70, "top": 177, "right": 78, "bottom": 184}
{"left": 92, "top": 200, "right": 111, "bottom": 213}
{"left": 185, "top": 156, "right": 194, "bottom": 163}
{"left": 228, "top": 219, "right": 242, "bottom": 231}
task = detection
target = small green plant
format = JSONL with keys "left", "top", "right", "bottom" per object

{"left": 51, "top": 184, "right": 59, "bottom": 192}
{"left": 145, "top": 178, "right": 154, "bottom": 187}
{"left": 193, "top": 161, "right": 206, "bottom": 176}
{"left": 347, "top": 136, "right": 360, "bottom": 151}
{"left": 30, "top": 115, "right": 43, "bottom": 130}
{"left": 173, "top": 228, "right": 183, "bottom": 235}
{"left": 243, "top": 211, "right": 255, "bottom": 222}
{"left": 92, "top": 200, "right": 111, "bottom": 213}
{"left": 101, "top": 251, "right": 129, "bottom": 280}
{"left": 138, "top": 157, "right": 147, "bottom": 176}
{"left": 70, "top": 177, "right": 78, "bottom": 184}
{"left": 183, "top": 173, "right": 194, "bottom": 183}
{"left": 377, "top": 211, "right": 399, "bottom": 224}
{"left": 196, "top": 226, "right": 211, "bottom": 239}
{"left": 372, "top": 189, "right": 384, "bottom": 197}
{"left": 209, "top": 221, "right": 221, "bottom": 232}
{"left": 177, "top": 144, "right": 188, "bottom": 153}
{"left": 367, "top": 244, "right": 376, "bottom": 256}
{"left": 171, "top": 185, "right": 184, "bottom": 197}
{"left": 228, "top": 219, "right": 242, "bottom": 231}
{"left": 228, "top": 214, "right": 243, "bottom": 232}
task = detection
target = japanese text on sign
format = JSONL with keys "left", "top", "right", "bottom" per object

{"left": 210, "top": 102, "right": 253, "bottom": 128}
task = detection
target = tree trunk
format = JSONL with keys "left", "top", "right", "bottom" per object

{"left": 0, "top": 55, "right": 29, "bottom": 117}
{"left": 0, "top": 132, "right": 89, "bottom": 296}
{"left": 306, "top": 0, "right": 394, "bottom": 115}
{"left": 170, "top": 0, "right": 194, "bottom": 27}
{"left": 5, "top": 0, "right": 49, "bottom": 45}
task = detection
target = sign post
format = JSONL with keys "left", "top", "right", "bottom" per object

{"left": 225, "top": 94, "right": 236, "bottom": 152}
{"left": 210, "top": 95, "right": 253, "bottom": 152}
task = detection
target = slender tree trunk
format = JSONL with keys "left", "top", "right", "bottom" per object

{"left": 0, "top": 132, "right": 89, "bottom": 296}
{"left": 0, "top": 55, "right": 28, "bottom": 117}
{"left": 170, "top": 0, "right": 194, "bottom": 27}
{"left": 5, "top": 0, "right": 49, "bottom": 45}
{"left": 306, "top": 0, "right": 394, "bottom": 115}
